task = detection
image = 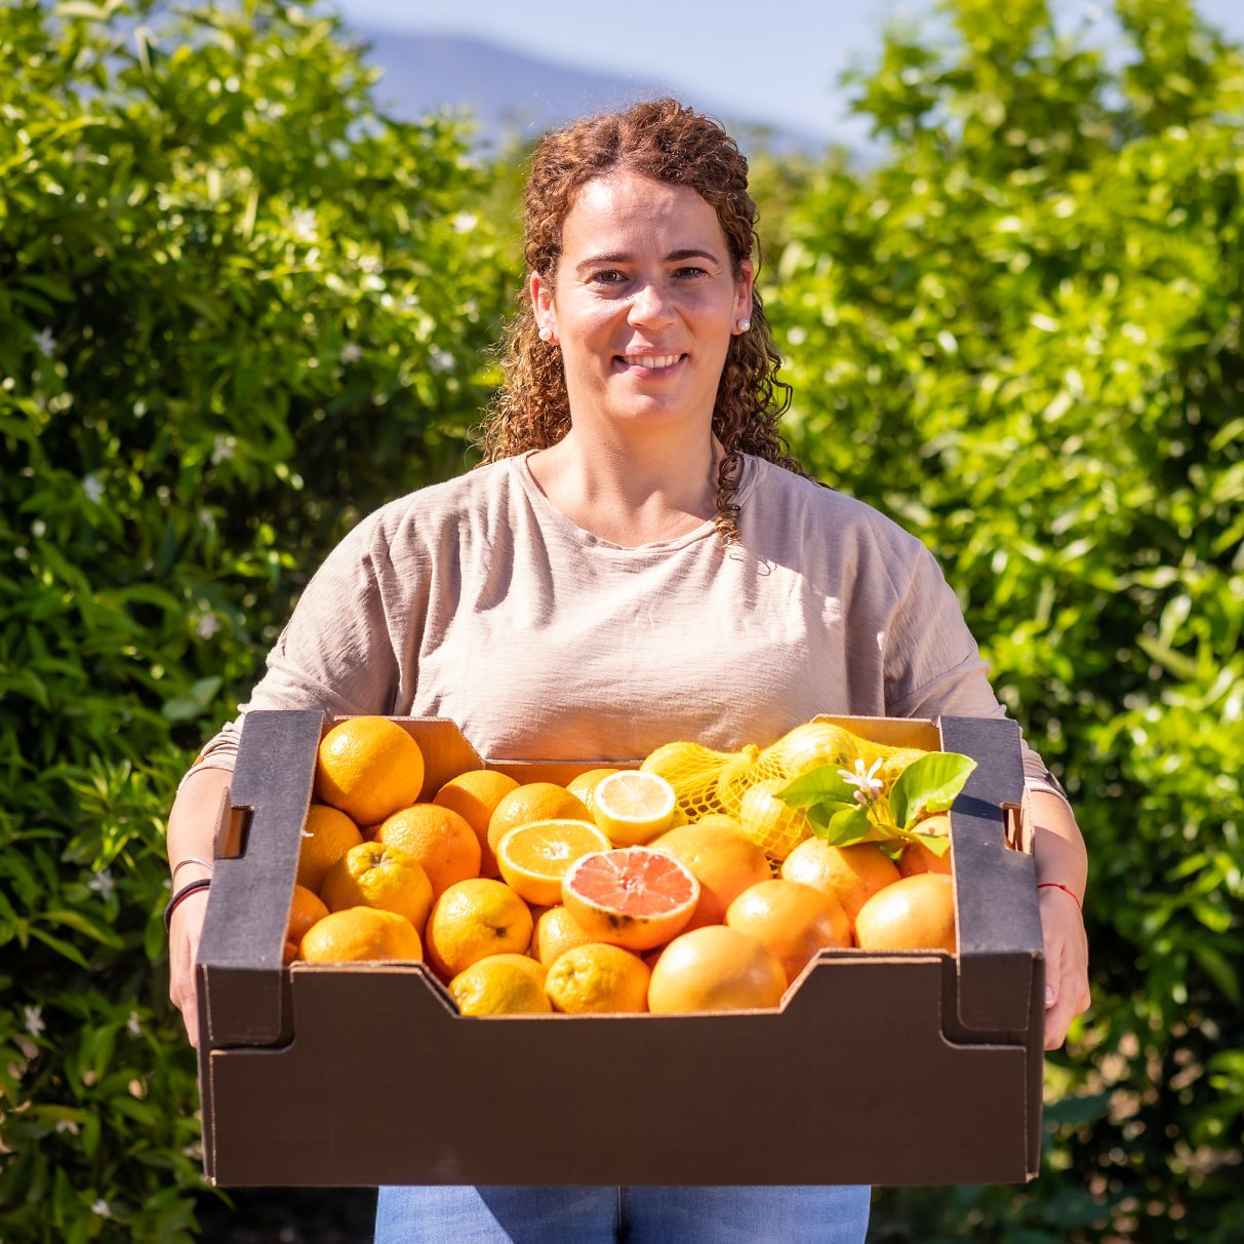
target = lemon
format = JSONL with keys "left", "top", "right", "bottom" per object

{"left": 448, "top": 953, "right": 552, "bottom": 1016}
{"left": 592, "top": 771, "right": 677, "bottom": 845}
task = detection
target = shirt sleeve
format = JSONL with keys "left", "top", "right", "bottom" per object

{"left": 883, "top": 542, "right": 1073, "bottom": 813}
{"left": 176, "top": 511, "right": 400, "bottom": 796}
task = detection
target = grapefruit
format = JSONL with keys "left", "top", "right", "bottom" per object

{"left": 650, "top": 821, "right": 771, "bottom": 930}
{"left": 562, "top": 847, "right": 699, "bottom": 952}
{"left": 724, "top": 879, "right": 850, "bottom": 986}
{"left": 647, "top": 925, "right": 786, "bottom": 1014}
{"left": 854, "top": 873, "right": 957, "bottom": 953}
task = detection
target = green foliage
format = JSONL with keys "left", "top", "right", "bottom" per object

{"left": 0, "top": 0, "right": 510, "bottom": 1237}
{"left": 765, "top": 0, "right": 1244, "bottom": 1238}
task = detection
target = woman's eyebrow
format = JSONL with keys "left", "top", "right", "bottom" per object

{"left": 575, "top": 247, "right": 721, "bottom": 273}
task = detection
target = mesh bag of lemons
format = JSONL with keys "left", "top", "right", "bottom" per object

{"left": 642, "top": 719, "right": 976, "bottom": 863}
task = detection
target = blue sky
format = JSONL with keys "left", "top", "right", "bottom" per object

{"left": 328, "top": 0, "right": 1244, "bottom": 146}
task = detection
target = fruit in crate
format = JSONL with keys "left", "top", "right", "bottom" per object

{"left": 724, "top": 879, "right": 850, "bottom": 986}
{"left": 486, "top": 783, "right": 593, "bottom": 868}
{"left": 897, "top": 814, "right": 953, "bottom": 877}
{"left": 647, "top": 925, "right": 787, "bottom": 1014}
{"left": 432, "top": 768, "right": 520, "bottom": 878}
{"left": 426, "top": 878, "right": 534, "bottom": 980}
{"left": 296, "top": 804, "right": 364, "bottom": 892}
{"left": 448, "top": 954, "right": 552, "bottom": 1016}
{"left": 320, "top": 841, "right": 435, "bottom": 932}
{"left": 736, "top": 777, "right": 814, "bottom": 862}
{"left": 532, "top": 905, "right": 597, "bottom": 965}
{"left": 650, "top": 820, "right": 771, "bottom": 930}
{"left": 496, "top": 819, "right": 611, "bottom": 906}
{"left": 780, "top": 840, "right": 900, "bottom": 923}
{"left": 562, "top": 847, "right": 700, "bottom": 952}
{"left": 565, "top": 768, "right": 621, "bottom": 816}
{"left": 315, "top": 716, "right": 425, "bottom": 826}
{"left": 590, "top": 770, "right": 678, "bottom": 845}
{"left": 545, "top": 943, "right": 651, "bottom": 1013}
{"left": 374, "top": 803, "right": 483, "bottom": 900}
{"left": 299, "top": 907, "right": 422, "bottom": 963}
{"left": 284, "top": 885, "right": 330, "bottom": 964}
{"left": 854, "top": 874, "right": 957, "bottom": 954}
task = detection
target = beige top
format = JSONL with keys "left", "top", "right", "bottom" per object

{"left": 182, "top": 450, "right": 1069, "bottom": 807}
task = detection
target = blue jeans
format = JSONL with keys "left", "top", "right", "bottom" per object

{"left": 374, "top": 1184, "right": 871, "bottom": 1242}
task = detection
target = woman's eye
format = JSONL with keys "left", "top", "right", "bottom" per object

{"left": 675, "top": 266, "right": 708, "bottom": 278}
{"left": 590, "top": 270, "right": 626, "bottom": 285}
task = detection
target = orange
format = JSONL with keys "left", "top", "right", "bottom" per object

{"left": 898, "top": 814, "right": 953, "bottom": 877}
{"left": 780, "top": 839, "right": 900, "bottom": 923}
{"left": 532, "top": 905, "right": 597, "bottom": 966}
{"left": 855, "top": 873, "right": 957, "bottom": 953}
{"left": 434, "top": 769, "right": 520, "bottom": 878}
{"left": 651, "top": 821, "right": 771, "bottom": 930}
{"left": 319, "top": 841, "right": 434, "bottom": 932}
{"left": 724, "top": 879, "right": 850, "bottom": 987}
{"left": 561, "top": 846, "right": 699, "bottom": 952}
{"left": 296, "top": 804, "right": 364, "bottom": 893}
{"left": 374, "top": 803, "right": 482, "bottom": 900}
{"left": 565, "top": 768, "right": 620, "bottom": 816}
{"left": 284, "top": 885, "right": 330, "bottom": 964}
{"left": 545, "top": 943, "right": 651, "bottom": 1014}
{"left": 425, "top": 878, "right": 534, "bottom": 981}
{"left": 647, "top": 925, "right": 786, "bottom": 1014}
{"left": 314, "top": 716, "right": 425, "bottom": 826}
{"left": 496, "top": 819, "right": 611, "bottom": 906}
{"left": 448, "top": 954, "right": 551, "bottom": 1016}
{"left": 299, "top": 907, "right": 422, "bottom": 963}
{"left": 487, "top": 783, "right": 592, "bottom": 863}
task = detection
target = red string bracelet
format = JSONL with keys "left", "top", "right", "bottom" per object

{"left": 1037, "top": 881, "right": 1082, "bottom": 911}
{"left": 164, "top": 877, "right": 212, "bottom": 934}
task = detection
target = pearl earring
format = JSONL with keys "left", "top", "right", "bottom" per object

{"left": 737, "top": 318, "right": 751, "bottom": 333}
{"left": 538, "top": 326, "right": 551, "bottom": 342}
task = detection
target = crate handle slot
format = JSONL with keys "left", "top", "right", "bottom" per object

{"left": 212, "top": 784, "right": 253, "bottom": 861}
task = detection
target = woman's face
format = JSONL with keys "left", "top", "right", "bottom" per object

{"left": 530, "top": 169, "right": 753, "bottom": 437}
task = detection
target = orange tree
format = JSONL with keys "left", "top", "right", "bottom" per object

{"left": 764, "top": 0, "right": 1244, "bottom": 1238}
{"left": 0, "top": 0, "right": 512, "bottom": 1238}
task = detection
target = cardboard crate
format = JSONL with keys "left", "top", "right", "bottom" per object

{"left": 196, "top": 710, "right": 1043, "bottom": 1188}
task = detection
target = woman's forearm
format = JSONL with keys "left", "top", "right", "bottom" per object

{"left": 1028, "top": 788, "right": 1088, "bottom": 905}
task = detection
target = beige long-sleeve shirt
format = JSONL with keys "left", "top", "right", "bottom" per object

{"left": 181, "top": 449, "right": 1069, "bottom": 806}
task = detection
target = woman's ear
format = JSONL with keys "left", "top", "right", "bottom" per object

{"left": 529, "top": 271, "right": 558, "bottom": 345}
{"left": 734, "top": 258, "right": 755, "bottom": 331}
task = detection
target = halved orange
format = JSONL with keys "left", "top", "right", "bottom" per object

{"left": 496, "top": 819, "right": 610, "bottom": 906}
{"left": 562, "top": 846, "right": 700, "bottom": 951}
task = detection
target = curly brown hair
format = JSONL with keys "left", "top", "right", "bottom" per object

{"left": 470, "top": 96, "right": 814, "bottom": 547}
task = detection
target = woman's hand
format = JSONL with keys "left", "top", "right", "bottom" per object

{"left": 1039, "top": 885, "right": 1090, "bottom": 1050}
{"left": 168, "top": 888, "right": 211, "bottom": 1048}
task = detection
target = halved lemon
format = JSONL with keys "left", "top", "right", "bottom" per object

{"left": 592, "top": 770, "right": 677, "bottom": 845}
{"left": 496, "top": 819, "right": 611, "bottom": 906}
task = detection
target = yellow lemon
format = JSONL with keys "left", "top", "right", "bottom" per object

{"left": 592, "top": 770, "right": 677, "bottom": 846}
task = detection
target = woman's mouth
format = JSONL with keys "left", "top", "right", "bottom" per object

{"left": 613, "top": 352, "right": 688, "bottom": 376}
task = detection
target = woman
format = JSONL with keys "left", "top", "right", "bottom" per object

{"left": 166, "top": 98, "right": 1090, "bottom": 1242}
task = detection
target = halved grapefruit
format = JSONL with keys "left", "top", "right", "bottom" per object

{"left": 561, "top": 846, "right": 700, "bottom": 951}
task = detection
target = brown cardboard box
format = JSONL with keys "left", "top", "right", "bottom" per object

{"left": 196, "top": 710, "right": 1043, "bottom": 1188}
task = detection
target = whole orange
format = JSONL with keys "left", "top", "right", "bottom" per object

{"left": 898, "top": 815, "right": 953, "bottom": 877}
{"left": 565, "top": 768, "right": 621, "bottom": 817}
{"left": 532, "top": 905, "right": 596, "bottom": 966}
{"left": 425, "top": 878, "right": 534, "bottom": 981}
{"left": 651, "top": 821, "right": 771, "bottom": 930}
{"left": 297, "top": 804, "right": 364, "bottom": 893}
{"left": 314, "top": 716, "right": 425, "bottom": 826}
{"left": 545, "top": 943, "right": 650, "bottom": 1014}
{"left": 486, "top": 783, "right": 591, "bottom": 861}
{"left": 724, "top": 878, "right": 850, "bottom": 987}
{"left": 375, "top": 803, "right": 481, "bottom": 900}
{"left": 647, "top": 925, "right": 786, "bottom": 1014}
{"left": 433, "top": 769, "right": 520, "bottom": 878}
{"left": 780, "top": 839, "right": 900, "bottom": 923}
{"left": 284, "top": 885, "right": 330, "bottom": 964}
{"left": 299, "top": 907, "right": 422, "bottom": 963}
{"left": 855, "top": 873, "right": 957, "bottom": 953}
{"left": 320, "top": 841, "right": 434, "bottom": 932}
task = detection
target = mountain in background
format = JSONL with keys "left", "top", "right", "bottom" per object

{"left": 349, "top": 28, "right": 837, "bottom": 158}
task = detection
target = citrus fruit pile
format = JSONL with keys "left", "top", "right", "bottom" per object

{"left": 285, "top": 716, "right": 959, "bottom": 1017}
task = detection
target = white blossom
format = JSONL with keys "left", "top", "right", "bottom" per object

{"left": 451, "top": 212, "right": 477, "bottom": 233}
{"left": 126, "top": 1011, "right": 142, "bottom": 1038}
{"left": 196, "top": 613, "right": 221, "bottom": 640}
{"left": 23, "top": 1006, "right": 44, "bottom": 1038}
{"left": 83, "top": 474, "right": 104, "bottom": 503}
{"left": 339, "top": 342, "right": 362, "bottom": 364}
{"left": 211, "top": 435, "right": 236, "bottom": 465}
{"left": 429, "top": 347, "right": 455, "bottom": 373}
{"left": 88, "top": 871, "right": 115, "bottom": 900}
{"left": 31, "top": 519, "right": 46, "bottom": 538}
{"left": 91, "top": 1199, "right": 111, "bottom": 1218}
{"left": 289, "top": 209, "right": 317, "bottom": 242}
{"left": 838, "top": 757, "right": 885, "bottom": 806}
{"left": 35, "top": 328, "right": 56, "bottom": 356}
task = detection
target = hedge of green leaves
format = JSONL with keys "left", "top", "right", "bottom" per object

{"left": 765, "top": 1, "right": 1244, "bottom": 1238}
{"left": 3, "top": 0, "right": 1243, "bottom": 1240}
{"left": 0, "top": 1, "right": 511, "bottom": 1238}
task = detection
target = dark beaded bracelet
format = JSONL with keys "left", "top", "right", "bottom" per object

{"left": 164, "top": 877, "right": 212, "bottom": 934}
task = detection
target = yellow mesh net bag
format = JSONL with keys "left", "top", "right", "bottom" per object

{"left": 641, "top": 721, "right": 930, "bottom": 862}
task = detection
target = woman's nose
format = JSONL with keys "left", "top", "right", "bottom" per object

{"left": 627, "top": 279, "right": 676, "bottom": 328}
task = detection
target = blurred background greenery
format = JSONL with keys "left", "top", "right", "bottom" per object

{"left": 1, "top": 0, "right": 1241, "bottom": 1239}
